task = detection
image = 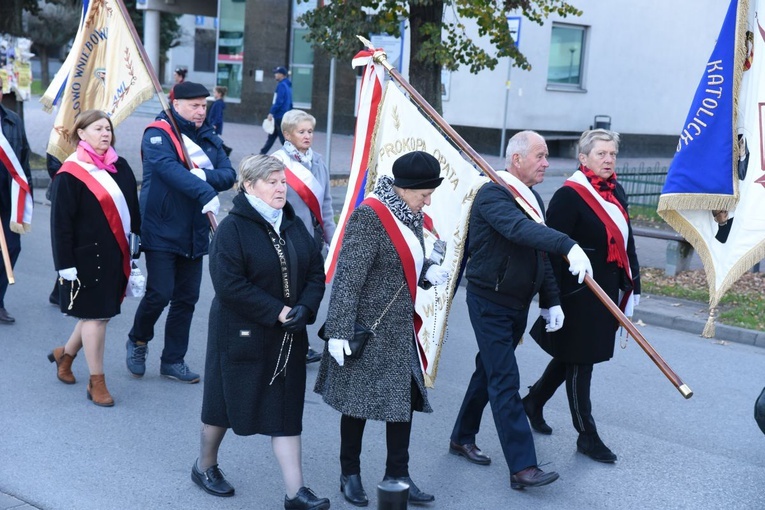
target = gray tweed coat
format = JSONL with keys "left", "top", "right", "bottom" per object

{"left": 314, "top": 203, "right": 434, "bottom": 422}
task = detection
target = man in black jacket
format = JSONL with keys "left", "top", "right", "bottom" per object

{"left": 448, "top": 131, "right": 592, "bottom": 489}
{"left": 0, "top": 80, "right": 32, "bottom": 324}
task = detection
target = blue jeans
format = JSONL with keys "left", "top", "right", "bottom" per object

{"left": 128, "top": 250, "right": 203, "bottom": 364}
{"left": 450, "top": 290, "right": 537, "bottom": 474}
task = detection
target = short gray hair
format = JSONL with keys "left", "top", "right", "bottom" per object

{"left": 505, "top": 130, "right": 544, "bottom": 168}
{"left": 281, "top": 109, "right": 315, "bottom": 135}
{"left": 237, "top": 154, "right": 285, "bottom": 191}
{"left": 578, "top": 129, "right": 620, "bottom": 156}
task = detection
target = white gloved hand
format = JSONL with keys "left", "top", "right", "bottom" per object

{"left": 190, "top": 168, "right": 207, "bottom": 181}
{"left": 545, "top": 305, "right": 565, "bottom": 332}
{"left": 425, "top": 265, "right": 449, "bottom": 285}
{"left": 328, "top": 338, "right": 351, "bottom": 366}
{"left": 633, "top": 294, "right": 640, "bottom": 307}
{"left": 201, "top": 196, "right": 220, "bottom": 215}
{"left": 566, "top": 244, "right": 593, "bottom": 284}
{"left": 58, "top": 267, "right": 78, "bottom": 281}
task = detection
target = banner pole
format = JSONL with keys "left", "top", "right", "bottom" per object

{"left": 356, "top": 36, "right": 692, "bottom": 400}
{"left": 0, "top": 220, "right": 14, "bottom": 285}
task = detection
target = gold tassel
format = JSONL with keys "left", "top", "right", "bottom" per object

{"left": 702, "top": 306, "right": 717, "bottom": 338}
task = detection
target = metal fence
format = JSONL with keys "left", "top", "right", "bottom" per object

{"left": 619, "top": 164, "right": 669, "bottom": 209}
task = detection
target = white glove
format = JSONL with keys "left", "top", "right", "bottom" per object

{"left": 545, "top": 305, "right": 565, "bottom": 332}
{"left": 328, "top": 338, "right": 351, "bottom": 366}
{"left": 633, "top": 294, "right": 640, "bottom": 307}
{"left": 58, "top": 267, "right": 78, "bottom": 281}
{"left": 425, "top": 265, "right": 449, "bottom": 285}
{"left": 566, "top": 244, "right": 593, "bottom": 284}
{"left": 201, "top": 196, "right": 220, "bottom": 215}
{"left": 190, "top": 168, "right": 207, "bottom": 181}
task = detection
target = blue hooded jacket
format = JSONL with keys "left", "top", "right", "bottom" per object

{"left": 139, "top": 109, "right": 236, "bottom": 259}
{"left": 269, "top": 78, "right": 293, "bottom": 120}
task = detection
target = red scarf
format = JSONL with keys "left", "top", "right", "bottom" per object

{"left": 577, "top": 164, "right": 628, "bottom": 267}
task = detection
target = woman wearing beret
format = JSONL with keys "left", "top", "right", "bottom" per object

{"left": 315, "top": 151, "right": 449, "bottom": 507}
{"left": 523, "top": 129, "right": 640, "bottom": 463}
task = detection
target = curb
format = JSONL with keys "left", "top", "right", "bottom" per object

{"left": 633, "top": 308, "right": 765, "bottom": 348}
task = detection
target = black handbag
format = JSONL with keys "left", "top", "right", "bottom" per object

{"left": 318, "top": 283, "right": 405, "bottom": 360}
{"left": 318, "top": 322, "right": 374, "bottom": 359}
{"left": 755, "top": 386, "right": 765, "bottom": 435}
{"left": 529, "top": 315, "right": 555, "bottom": 357}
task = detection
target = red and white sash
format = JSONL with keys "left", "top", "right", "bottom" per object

{"left": 564, "top": 171, "right": 634, "bottom": 312}
{"left": 0, "top": 130, "right": 32, "bottom": 233}
{"left": 148, "top": 120, "right": 214, "bottom": 169}
{"left": 272, "top": 150, "right": 325, "bottom": 235}
{"left": 496, "top": 170, "right": 544, "bottom": 222}
{"left": 58, "top": 157, "right": 131, "bottom": 295}
{"left": 363, "top": 196, "right": 430, "bottom": 372}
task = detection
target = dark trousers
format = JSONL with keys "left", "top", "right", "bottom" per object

{"left": 528, "top": 357, "right": 597, "bottom": 434}
{"left": 451, "top": 291, "right": 537, "bottom": 474}
{"left": 0, "top": 213, "right": 21, "bottom": 308}
{"left": 340, "top": 414, "right": 412, "bottom": 478}
{"left": 259, "top": 119, "right": 284, "bottom": 154}
{"left": 128, "top": 250, "right": 203, "bottom": 364}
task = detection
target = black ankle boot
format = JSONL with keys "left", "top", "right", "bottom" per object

{"left": 341, "top": 474, "right": 369, "bottom": 507}
{"left": 577, "top": 433, "right": 617, "bottom": 463}
{"left": 522, "top": 394, "right": 553, "bottom": 435}
{"left": 382, "top": 475, "right": 435, "bottom": 504}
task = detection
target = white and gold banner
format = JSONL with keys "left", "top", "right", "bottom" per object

{"left": 44, "top": 0, "right": 154, "bottom": 162}
{"left": 366, "top": 82, "right": 484, "bottom": 387}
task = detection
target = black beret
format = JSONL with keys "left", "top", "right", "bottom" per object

{"left": 392, "top": 151, "right": 444, "bottom": 189}
{"left": 173, "top": 81, "right": 210, "bottom": 100}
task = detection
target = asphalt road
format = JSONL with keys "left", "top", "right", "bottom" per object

{"left": 1, "top": 197, "right": 764, "bottom": 510}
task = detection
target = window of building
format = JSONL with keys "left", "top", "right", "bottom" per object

{"left": 291, "top": 0, "right": 316, "bottom": 108}
{"left": 194, "top": 29, "right": 216, "bottom": 73}
{"left": 216, "top": 0, "right": 245, "bottom": 100}
{"left": 547, "top": 24, "right": 587, "bottom": 91}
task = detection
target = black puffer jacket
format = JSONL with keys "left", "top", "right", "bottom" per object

{"left": 465, "top": 182, "right": 576, "bottom": 310}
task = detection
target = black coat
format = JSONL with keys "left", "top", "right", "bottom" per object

{"left": 201, "top": 193, "right": 325, "bottom": 436}
{"left": 51, "top": 157, "right": 141, "bottom": 319}
{"left": 545, "top": 183, "right": 641, "bottom": 364}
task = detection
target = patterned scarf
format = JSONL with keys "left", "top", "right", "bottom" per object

{"left": 77, "top": 141, "right": 118, "bottom": 173}
{"left": 373, "top": 175, "right": 423, "bottom": 231}
{"left": 282, "top": 140, "right": 313, "bottom": 167}
{"left": 579, "top": 164, "right": 627, "bottom": 222}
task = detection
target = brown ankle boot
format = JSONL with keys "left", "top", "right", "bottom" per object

{"left": 87, "top": 374, "right": 114, "bottom": 407}
{"left": 47, "top": 346, "right": 76, "bottom": 384}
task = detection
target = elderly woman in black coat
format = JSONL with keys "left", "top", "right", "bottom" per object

{"left": 193, "top": 155, "right": 328, "bottom": 510}
{"left": 523, "top": 129, "right": 640, "bottom": 463}
{"left": 315, "top": 151, "right": 449, "bottom": 507}
{"left": 47, "top": 109, "right": 141, "bottom": 407}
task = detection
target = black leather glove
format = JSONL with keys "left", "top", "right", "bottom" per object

{"left": 282, "top": 305, "right": 310, "bottom": 333}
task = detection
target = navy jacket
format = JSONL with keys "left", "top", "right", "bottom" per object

{"left": 207, "top": 99, "right": 225, "bottom": 135}
{"left": 465, "top": 182, "right": 576, "bottom": 310}
{"left": 0, "top": 105, "right": 32, "bottom": 211}
{"left": 269, "top": 78, "right": 293, "bottom": 119}
{"left": 139, "top": 109, "right": 236, "bottom": 259}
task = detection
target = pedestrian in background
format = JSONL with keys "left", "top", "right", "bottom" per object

{"left": 315, "top": 151, "right": 449, "bottom": 507}
{"left": 126, "top": 82, "right": 236, "bottom": 384}
{"left": 168, "top": 67, "right": 187, "bottom": 102}
{"left": 523, "top": 129, "right": 641, "bottom": 463}
{"left": 449, "top": 130, "right": 592, "bottom": 490}
{"left": 194, "top": 155, "right": 328, "bottom": 510}
{"left": 207, "top": 86, "right": 227, "bottom": 135}
{"left": 48, "top": 110, "right": 141, "bottom": 407}
{"left": 260, "top": 66, "right": 292, "bottom": 155}
{"left": 0, "top": 76, "right": 32, "bottom": 324}
{"left": 272, "top": 109, "right": 336, "bottom": 364}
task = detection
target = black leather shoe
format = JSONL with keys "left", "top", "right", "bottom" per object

{"left": 340, "top": 473, "right": 368, "bottom": 506}
{"left": 522, "top": 395, "right": 552, "bottom": 435}
{"left": 448, "top": 440, "right": 491, "bottom": 465}
{"left": 382, "top": 475, "right": 434, "bottom": 504}
{"left": 510, "top": 466, "right": 559, "bottom": 490}
{"left": 306, "top": 347, "right": 322, "bottom": 364}
{"left": 284, "top": 486, "right": 330, "bottom": 510}
{"left": 0, "top": 308, "right": 15, "bottom": 324}
{"left": 191, "top": 461, "right": 235, "bottom": 497}
{"left": 577, "top": 433, "right": 617, "bottom": 463}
